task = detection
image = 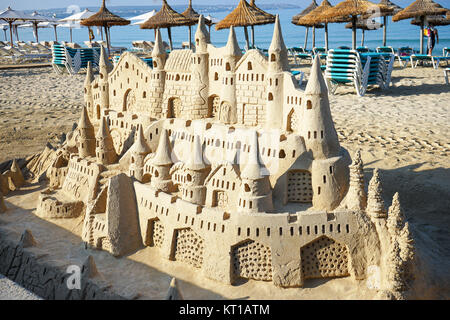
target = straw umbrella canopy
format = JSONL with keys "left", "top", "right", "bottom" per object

{"left": 411, "top": 14, "right": 450, "bottom": 26}
{"left": 181, "top": 0, "right": 214, "bottom": 49}
{"left": 346, "top": 18, "right": 383, "bottom": 46}
{"left": 248, "top": 0, "right": 276, "bottom": 48}
{"left": 376, "top": 0, "right": 402, "bottom": 46}
{"left": 215, "top": 0, "right": 275, "bottom": 50}
{"left": 80, "top": 0, "right": 130, "bottom": 55}
{"left": 318, "top": 0, "right": 394, "bottom": 50}
{"left": 296, "top": 0, "right": 333, "bottom": 51}
{"left": 0, "top": 7, "right": 38, "bottom": 46}
{"left": 292, "top": 0, "right": 323, "bottom": 49}
{"left": 141, "top": 0, "right": 193, "bottom": 51}
{"left": 393, "top": 0, "right": 447, "bottom": 54}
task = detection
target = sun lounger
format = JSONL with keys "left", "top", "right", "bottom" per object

{"left": 445, "top": 68, "right": 450, "bottom": 85}
{"left": 395, "top": 47, "right": 415, "bottom": 68}
{"left": 356, "top": 46, "right": 370, "bottom": 53}
{"left": 52, "top": 44, "right": 100, "bottom": 75}
{"left": 410, "top": 54, "right": 450, "bottom": 69}
{"left": 291, "top": 70, "right": 304, "bottom": 86}
{"left": 376, "top": 46, "right": 395, "bottom": 55}
{"left": 442, "top": 47, "right": 449, "bottom": 57}
{"left": 289, "top": 47, "right": 313, "bottom": 65}
{"left": 313, "top": 47, "right": 327, "bottom": 60}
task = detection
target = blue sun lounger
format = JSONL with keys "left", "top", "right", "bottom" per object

{"left": 289, "top": 47, "right": 314, "bottom": 65}
{"left": 52, "top": 44, "right": 100, "bottom": 75}
{"left": 410, "top": 54, "right": 450, "bottom": 69}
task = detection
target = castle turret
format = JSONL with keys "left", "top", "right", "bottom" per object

{"left": 266, "top": 15, "right": 288, "bottom": 129}
{"left": 129, "top": 124, "right": 151, "bottom": 182}
{"left": 180, "top": 135, "right": 210, "bottom": 205}
{"left": 84, "top": 62, "right": 94, "bottom": 119}
{"left": 148, "top": 129, "right": 174, "bottom": 192}
{"left": 96, "top": 117, "right": 118, "bottom": 165}
{"left": 367, "top": 169, "right": 387, "bottom": 219}
{"left": 78, "top": 106, "right": 96, "bottom": 158}
{"left": 238, "top": 131, "right": 273, "bottom": 213}
{"left": 299, "top": 55, "right": 340, "bottom": 160}
{"left": 219, "top": 26, "right": 241, "bottom": 124}
{"left": 189, "top": 15, "right": 210, "bottom": 120}
{"left": 149, "top": 28, "right": 167, "bottom": 118}
{"left": 99, "top": 46, "right": 111, "bottom": 110}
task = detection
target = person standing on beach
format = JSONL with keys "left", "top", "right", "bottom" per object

{"left": 426, "top": 24, "right": 438, "bottom": 56}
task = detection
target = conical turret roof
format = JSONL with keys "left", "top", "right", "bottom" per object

{"left": 165, "top": 277, "right": 183, "bottom": 300}
{"left": 85, "top": 61, "right": 94, "bottom": 86}
{"left": 269, "top": 15, "right": 287, "bottom": 53}
{"left": 225, "top": 26, "right": 241, "bottom": 56}
{"left": 195, "top": 15, "right": 210, "bottom": 44}
{"left": 97, "top": 116, "right": 113, "bottom": 140}
{"left": 131, "top": 125, "right": 151, "bottom": 155}
{"left": 241, "top": 131, "right": 264, "bottom": 180}
{"left": 305, "top": 56, "right": 328, "bottom": 95}
{"left": 78, "top": 106, "right": 94, "bottom": 130}
{"left": 150, "top": 129, "right": 173, "bottom": 166}
{"left": 186, "top": 135, "right": 207, "bottom": 171}
{"left": 99, "top": 45, "right": 113, "bottom": 73}
{"left": 152, "top": 28, "right": 166, "bottom": 58}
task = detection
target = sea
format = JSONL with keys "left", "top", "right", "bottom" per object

{"left": 8, "top": 3, "right": 450, "bottom": 55}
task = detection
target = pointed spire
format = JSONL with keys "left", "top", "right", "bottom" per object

{"left": 165, "top": 277, "right": 183, "bottom": 300}
{"left": 387, "top": 192, "right": 406, "bottom": 236}
{"left": 150, "top": 129, "right": 173, "bottom": 166}
{"left": 342, "top": 149, "right": 367, "bottom": 211}
{"left": 10, "top": 159, "right": 25, "bottom": 187}
{"left": 85, "top": 61, "right": 94, "bottom": 86}
{"left": 130, "top": 125, "right": 151, "bottom": 155}
{"left": 97, "top": 116, "right": 112, "bottom": 140}
{"left": 19, "top": 229, "right": 37, "bottom": 248}
{"left": 99, "top": 45, "right": 113, "bottom": 74}
{"left": 367, "top": 169, "right": 387, "bottom": 218}
{"left": 152, "top": 28, "right": 165, "bottom": 58}
{"left": 269, "top": 15, "right": 287, "bottom": 53}
{"left": 81, "top": 255, "right": 99, "bottom": 278}
{"left": 186, "top": 135, "right": 207, "bottom": 171}
{"left": 225, "top": 26, "right": 241, "bottom": 57}
{"left": 78, "top": 106, "right": 94, "bottom": 130}
{"left": 398, "top": 222, "right": 415, "bottom": 263}
{"left": 305, "top": 55, "right": 328, "bottom": 95}
{"left": 241, "top": 131, "right": 264, "bottom": 180}
{"left": 195, "top": 15, "right": 210, "bottom": 51}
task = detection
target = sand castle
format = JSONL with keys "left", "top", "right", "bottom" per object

{"left": 2, "top": 16, "right": 417, "bottom": 299}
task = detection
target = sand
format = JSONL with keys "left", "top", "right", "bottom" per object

{"left": 0, "top": 63, "right": 449, "bottom": 299}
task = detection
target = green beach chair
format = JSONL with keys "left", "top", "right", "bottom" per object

{"left": 313, "top": 47, "right": 328, "bottom": 60}
{"left": 443, "top": 48, "right": 449, "bottom": 57}
{"left": 52, "top": 44, "right": 101, "bottom": 75}
{"left": 410, "top": 54, "right": 450, "bottom": 69}
{"left": 376, "top": 46, "right": 395, "bottom": 55}
{"left": 395, "top": 47, "right": 415, "bottom": 68}
{"left": 289, "top": 47, "right": 313, "bottom": 65}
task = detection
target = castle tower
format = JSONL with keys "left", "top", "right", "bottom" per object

{"left": 219, "top": 26, "right": 241, "bottom": 124}
{"left": 99, "top": 46, "right": 111, "bottom": 111}
{"left": 78, "top": 106, "right": 96, "bottom": 158}
{"left": 299, "top": 55, "right": 340, "bottom": 160}
{"left": 180, "top": 135, "right": 210, "bottom": 205}
{"left": 148, "top": 129, "right": 174, "bottom": 192}
{"left": 84, "top": 62, "right": 95, "bottom": 119}
{"left": 266, "top": 15, "right": 289, "bottom": 130}
{"left": 149, "top": 28, "right": 167, "bottom": 118}
{"left": 96, "top": 117, "right": 118, "bottom": 165}
{"left": 367, "top": 169, "right": 387, "bottom": 219}
{"left": 190, "top": 15, "right": 210, "bottom": 120}
{"left": 340, "top": 149, "right": 367, "bottom": 211}
{"left": 129, "top": 124, "right": 151, "bottom": 182}
{"left": 238, "top": 131, "right": 273, "bottom": 213}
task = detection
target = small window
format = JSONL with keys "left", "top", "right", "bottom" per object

{"left": 226, "top": 62, "right": 231, "bottom": 71}
{"left": 214, "top": 72, "right": 219, "bottom": 81}
{"left": 268, "top": 92, "right": 273, "bottom": 101}
{"left": 244, "top": 183, "right": 250, "bottom": 192}
{"left": 307, "top": 100, "right": 312, "bottom": 109}
{"left": 143, "top": 91, "right": 147, "bottom": 98}
{"left": 247, "top": 61, "right": 252, "bottom": 70}
{"left": 271, "top": 53, "right": 276, "bottom": 62}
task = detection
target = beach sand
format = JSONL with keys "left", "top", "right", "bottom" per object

{"left": 0, "top": 63, "right": 449, "bottom": 299}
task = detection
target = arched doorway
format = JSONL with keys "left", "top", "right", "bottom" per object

{"left": 123, "top": 89, "right": 135, "bottom": 112}
{"left": 167, "top": 97, "right": 182, "bottom": 118}
{"left": 208, "top": 95, "right": 220, "bottom": 119}
{"left": 286, "top": 108, "right": 295, "bottom": 132}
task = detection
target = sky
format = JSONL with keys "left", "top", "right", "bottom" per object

{"left": 1, "top": 0, "right": 448, "bottom": 11}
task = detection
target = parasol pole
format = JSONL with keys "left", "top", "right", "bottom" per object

{"left": 188, "top": 25, "right": 192, "bottom": 49}
{"left": 419, "top": 15, "right": 424, "bottom": 54}
{"left": 324, "top": 23, "right": 328, "bottom": 51}
{"left": 383, "top": 16, "right": 387, "bottom": 47}
{"left": 104, "top": 25, "right": 111, "bottom": 56}
{"left": 361, "top": 29, "right": 365, "bottom": 47}
{"left": 251, "top": 25, "right": 255, "bottom": 49}
{"left": 33, "top": 22, "right": 39, "bottom": 43}
{"left": 70, "top": 26, "right": 73, "bottom": 43}
{"left": 167, "top": 27, "right": 173, "bottom": 51}
{"left": 352, "top": 15, "right": 357, "bottom": 50}
{"left": 53, "top": 24, "right": 58, "bottom": 42}
{"left": 3, "top": 28, "right": 7, "bottom": 41}
{"left": 304, "top": 27, "right": 309, "bottom": 49}
{"left": 312, "top": 25, "right": 316, "bottom": 48}
{"left": 243, "top": 26, "right": 250, "bottom": 51}
{"left": 8, "top": 21, "right": 13, "bottom": 47}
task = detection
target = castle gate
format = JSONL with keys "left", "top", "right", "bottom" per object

{"left": 232, "top": 240, "right": 273, "bottom": 281}
{"left": 167, "top": 97, "right": 182, "bottom": 118}
{"left": 287, "top": 170, "right": 313, "bottom": 203}
{"left": 300, "top": 236, "right": 349, "bottom": 280}
{"left": 208, "top": 95, "right": 220, "bottom": 119}
{"left": 145, "top": 218, "right": 165, "bottom": 248}
{"left": 172, "top": 228, "right": 204, "bottom": 269}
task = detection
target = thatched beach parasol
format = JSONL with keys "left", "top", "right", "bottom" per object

{"left": 141, "top": 0, "right": 192, "bottom": 51}
{"left": 0, "top": 7, "right": 38, "bottom": 46}
{"left": 292, "top": 0, "right": 322, "bottom": 49}
{"left": 411, "top": 15, "right": 450, "bottom": 26}
{"left": 296, "top": 0, "right": 332, "bottom": 51}
{"left": 215, "top": 0, "right": 275, "bottom": 50}
{"left": 377, "top": 0, "right": 402, "bottom": 46}
{"left": 181, "top": 0, "right": 214, "bottom": 49}
{"left": 248, "top": 0, "right": 276, "bottom": 48}
{"left": 318, "top": 0, "right": 394, "bottom": 50}
{"left": 80, "top": 0, "right": 130, "bottom": 55}
{"left": 393, "top": 0, "right": 447, "bottom": 53}
{"left": 346, "top": 18, "right": 383, "bottom": 46}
